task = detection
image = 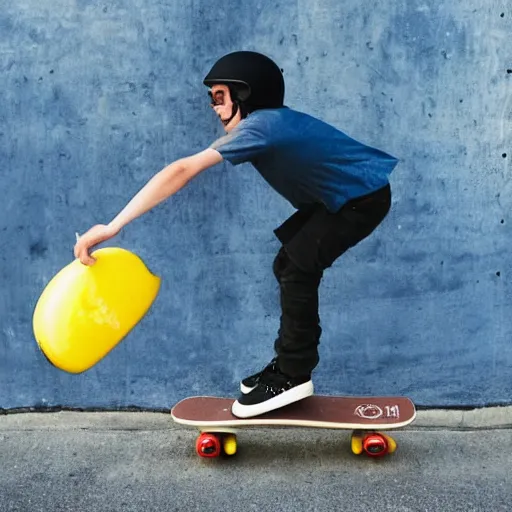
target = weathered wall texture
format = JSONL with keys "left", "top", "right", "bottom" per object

{"left": 1, "top": 1, "right": 511, "bottom": 409}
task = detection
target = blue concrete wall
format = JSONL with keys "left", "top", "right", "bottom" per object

{"left": 1, "top": 1, "right": 511, "bottom": 410}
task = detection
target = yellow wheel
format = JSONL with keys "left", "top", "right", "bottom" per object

{"left": 381, "top": 433, "right": 397, "bottom": 453}
{"left": 222, "top": 434, "right": 237, "bottom": 456}
{"left": 351, "top": 431, "right": 363, "bottom": 455}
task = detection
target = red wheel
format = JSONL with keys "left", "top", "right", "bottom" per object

{"left": 195, "top": 433, "right": 222, "bottom": 458}
{"left": 362, "top": 433, "right": 389, "bottom": 457}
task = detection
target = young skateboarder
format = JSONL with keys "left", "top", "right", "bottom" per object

{"left": 74, "top": 51, "right": 398, "bottom": 418}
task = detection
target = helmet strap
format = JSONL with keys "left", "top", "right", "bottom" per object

{"left": 238, "top": 101, "right": 249, "bottom": 119}
{"left": 222, "top": 101, "right": 239, "bottom": 126}
{"left": 226, "top": 85, "right": 250, "bottom": 120}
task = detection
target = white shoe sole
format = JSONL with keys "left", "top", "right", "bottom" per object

{"left": 232, "top": 381, "right": 314, "bottom": 418}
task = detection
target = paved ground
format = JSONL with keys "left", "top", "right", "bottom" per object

{"left": 0, "top": 410, "right": 511, "bottom": 511}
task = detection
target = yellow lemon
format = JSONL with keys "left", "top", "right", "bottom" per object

{"left": 33, "top": 247, "right": 161, "bottom": 373}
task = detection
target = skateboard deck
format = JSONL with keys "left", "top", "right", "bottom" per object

{"left": 171, "top": 395, "right": 416, "bottom": 458}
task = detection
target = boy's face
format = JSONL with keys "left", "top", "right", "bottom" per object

{"left": 209, "top": 84, "right": 242, "bottom": 132}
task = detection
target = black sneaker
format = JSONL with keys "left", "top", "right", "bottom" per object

{"left": 240, "top": 357, "right": 279, "bottom": 394}
{"left": 232, "top": 368, "right": 314, "bottom": 418}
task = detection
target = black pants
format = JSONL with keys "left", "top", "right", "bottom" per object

{"left": 272, "top": 184, "right": 392, "bottom": 377}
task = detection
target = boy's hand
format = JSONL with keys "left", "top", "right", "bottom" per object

{"left": 74, "top": 224, "right": 120, "bottom": 266}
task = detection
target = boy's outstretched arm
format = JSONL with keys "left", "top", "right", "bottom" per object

{"left": 74, "top": 148, "right": 223, "bottom": 265}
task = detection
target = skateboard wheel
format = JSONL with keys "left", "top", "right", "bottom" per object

{"left": 362, "top": 433, "right": 389, "bottom": 457}
{"left": 222, "top": 434, "right": 237, "bottom": 456}
{"left": 196, "top": 433, "right": 221, "bottom": 458}
{"left": 351, "top": 431, "right": 364, "bottom": 455}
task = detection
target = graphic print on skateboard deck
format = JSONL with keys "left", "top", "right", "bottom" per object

{"left": 171, "top": 395, "right": 416, "bottom": 459}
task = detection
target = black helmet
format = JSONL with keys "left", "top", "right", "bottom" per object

{"left": 203, "top": 51, "right": 284, "bottom": 110}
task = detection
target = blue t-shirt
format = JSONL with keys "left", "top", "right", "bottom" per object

{"left": 210, "top": 107, "right": 398, "bottom": 213}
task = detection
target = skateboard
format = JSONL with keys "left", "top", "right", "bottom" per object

{"left": 171, "top": 395, "right": 416, "bottom": 459}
